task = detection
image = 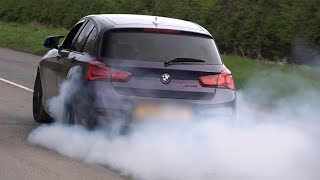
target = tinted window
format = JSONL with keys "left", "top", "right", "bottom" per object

{"left": 61, "top": 21, "right": 85, "bottom": 50}
{"left": 74, "top": 21, "right": 95, "bottom": 52}
{"left": 102, "top": 32, "right": 222, "bottom": 64}
{"left": 82, "top": 27, "right": 97, "bottom": 53}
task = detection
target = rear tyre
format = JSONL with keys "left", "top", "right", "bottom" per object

{"left": 119, "top": 113, "right": 133, "bottom": 135}
{"left": 67, "top": 101, "right": 97, "bottom": 130}
{"left": 33, "top": 71, "right": 53, "bottom": 123}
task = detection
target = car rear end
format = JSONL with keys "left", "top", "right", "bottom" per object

{"left": 85, "top": 28, "right": 236, "bottom": 123}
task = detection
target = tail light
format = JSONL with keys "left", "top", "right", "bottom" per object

{"left": 86, "top": 60, "right": 131, "bottom": 82}
{"left": 198, "top": 69, "right": 235, "bottom": 90}
{"left": 110, "top": 69, "right": 132, "bottom": 82}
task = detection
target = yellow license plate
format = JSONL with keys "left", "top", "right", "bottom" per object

{"left": 134, "top": 103, "right": 192, "bottom": 121}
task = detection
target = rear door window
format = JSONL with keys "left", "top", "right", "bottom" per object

{"left": 73, "top": 21, "right": 95, "bottom": 52}
{"left": 102, "top": 31, "right": 222, "bottom": 65}
{"left": 82, "top": 27, "right": 97, "bottom": 53}
{"left": 61, "top": 20, "right": 86, "bottom": 50}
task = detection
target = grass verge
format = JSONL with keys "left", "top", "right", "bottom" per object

{"left": 223, "top": 55, "right": 320, "bottom": 106}
{"left": 0, "top": 21, "right": 67, "bottom": 55}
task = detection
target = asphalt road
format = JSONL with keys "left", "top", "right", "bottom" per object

{"left": 0, "top": 48, "right": 127, "bottom": 180}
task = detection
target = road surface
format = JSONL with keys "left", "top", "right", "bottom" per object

{"left": 0, "top": 48, "right": 127, "bottom": 180}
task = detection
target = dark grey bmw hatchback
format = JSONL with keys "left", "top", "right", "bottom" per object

{"left": 33, "top": 14, "right": 236, "bottom": 129}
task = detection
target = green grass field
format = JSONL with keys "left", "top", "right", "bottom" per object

{"left": 0, "top": 22, "right": 67, "bottom": 55}
{"left": 0, "top": 21, "right": 319, "bottom": 105}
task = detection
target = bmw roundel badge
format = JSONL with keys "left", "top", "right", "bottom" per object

{"left": 160, "top": 73, "right": 171, "bottom": 84}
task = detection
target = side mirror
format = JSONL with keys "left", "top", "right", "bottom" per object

{"left": 43, "top": 36, "right": 65, "bottom": 49}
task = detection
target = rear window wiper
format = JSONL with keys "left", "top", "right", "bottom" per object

{"left": 164, "top": 58, "right": 206, "bottom": 67}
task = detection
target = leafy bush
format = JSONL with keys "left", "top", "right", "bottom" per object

{"left": 1, "top": 0, "right": 320, "bottom": 62}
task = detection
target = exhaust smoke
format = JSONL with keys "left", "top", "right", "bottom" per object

{"left": 28, "top": 67, "right": 320, "bottom": 180}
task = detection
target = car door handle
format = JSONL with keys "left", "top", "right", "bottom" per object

{"left": 56, "top": 55, "right": 62, "bottom": 60}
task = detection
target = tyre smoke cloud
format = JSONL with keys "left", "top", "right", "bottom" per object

{"left": 28, "top": 68, "right": 320, "bottom": 180}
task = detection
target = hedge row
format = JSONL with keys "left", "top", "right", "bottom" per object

{"left": 1, "top": 0, "right": 320, "bottom": 63}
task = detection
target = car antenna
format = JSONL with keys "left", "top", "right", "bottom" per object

{"left": 152, "top": 16, "right": 160, "bottom": 27}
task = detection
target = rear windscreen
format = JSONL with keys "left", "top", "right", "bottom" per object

{"left": 102, "top": 31, "right": 222, "bottom": 65}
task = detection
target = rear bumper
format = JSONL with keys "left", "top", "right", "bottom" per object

{"left": 86, "top": 81, "right": 237, "bottom": 121}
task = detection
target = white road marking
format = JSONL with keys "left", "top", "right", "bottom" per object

{"left": 0, "top": 77, "right": 33, "bottom": 92}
